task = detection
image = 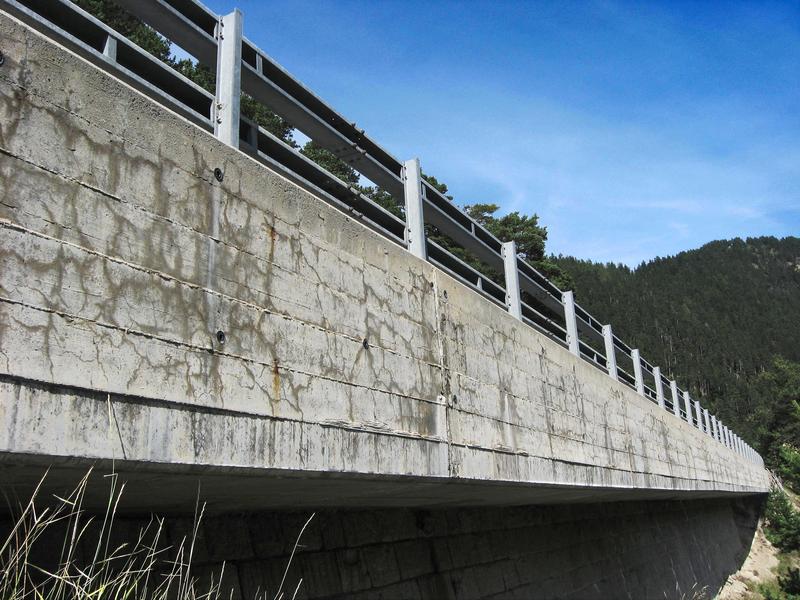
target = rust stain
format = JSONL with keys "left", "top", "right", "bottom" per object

{"left": 268, "top": 223, "right": 277, "bottom": 262}
{"left": 272, "top": 357, "right": 281, "bottom": 400}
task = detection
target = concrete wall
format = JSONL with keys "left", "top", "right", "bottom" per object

{"left": 0, "top": 486, "right": 762, "bottom": 600}
{"left": 0, "top": 8, "right": 774, "bottom": 598}
{"left": 0, "top": 9, "right": 769, "bottom": 505}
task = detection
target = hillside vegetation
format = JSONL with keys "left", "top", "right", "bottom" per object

{"left": 555, "top": 236, "right": 800, "bottom": 471}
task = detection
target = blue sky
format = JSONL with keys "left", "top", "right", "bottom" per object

{"left": 205, "top": 0, "right": 799, "bottom": 265}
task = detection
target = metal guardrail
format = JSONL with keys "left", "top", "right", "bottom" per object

{"left": 0, "top": 0, "right": 764, "bottom": 467}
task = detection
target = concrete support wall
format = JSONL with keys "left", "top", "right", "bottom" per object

{"left": 0, "top": 7, "right": 768, "bottom": 508}
{"left": 0, "top": 490, "right": 762, "bottom": 600}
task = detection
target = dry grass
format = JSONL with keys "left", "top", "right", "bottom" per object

{"left": 0, "top": 469, "right": 311, "bottom": 600}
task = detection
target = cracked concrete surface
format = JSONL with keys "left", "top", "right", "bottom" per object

{"left": 0, "top": 8, "right": 769, "bottom": 509}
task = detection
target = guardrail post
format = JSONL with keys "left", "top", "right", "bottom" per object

{"left": 670, "top": 380, "right": 680, "bottom": 418}
{"left": 694, "top": 400, "right": 702, "bottom": 430}
{"left": 562, "top": 291, "right": 580, "bottom": 357}
{"left": 602, "top": 325, "right": 617, "bottom": 380}
{"left": 501, "top": 242, "right": 522, "bottom": 320}
{"left": 682, "top": 391, "right": 692, "bottom": 425}
{"left": 711, "top": 415, "right": 719, "bottom": 441}
{"left": 724, "top": 426, "right": 732, "bottom": 449}
{"left": 631, "top": 349, "right": 645, "bottom": 396}
{"left": 653, "top": 367, "right": 665, "bottom": 409}
{"left": 403, "top": 158, "right": 426, "bottom": 260}
{"left": 214, "top": 9, "right": 243, "bottom": 148}
{"left": 103, "top": 35, "right": 117, "bottom": 61}
{"left": 703, "top": 408, "right": 711, "bottom": 436}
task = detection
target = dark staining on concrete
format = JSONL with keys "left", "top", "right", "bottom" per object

{"left": 271, "top": 357, "right": 281, "bottom": 406}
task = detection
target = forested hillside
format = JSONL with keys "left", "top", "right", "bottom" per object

{"left": 556, "top": 236, "right": 800, "bottom": 470}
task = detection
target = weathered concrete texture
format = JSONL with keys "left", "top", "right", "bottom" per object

{"left": 0, "top": 6, "right": 769, "bottom": 506}
{"left": 0, "top": 485, "right": 762, "bottom": 600}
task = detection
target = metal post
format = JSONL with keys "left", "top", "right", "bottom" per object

{"left": 711, "top": 415, "right": 719, "bottom": 441}
{"left": 562, "top": 291, "right": 580, "bottom": 357}
{"left": 653, "top": 367, "right": 665, "bottom": 409}
{"left": 725, "top": 426, "right": 732, "bottom": 449}
{"left": 670, "top": 380, "right": 680, "bottom": 418}
{"left": 403, "top": 158, "right": 426, "bottom": 260}
{"left": 214, "top": 9, "right": 243, "bottom": 148}
{"left": 502, "top": 242, "right": 522, "bottom": 320}
{"left": 682, "top": 391, "right": 692, "bottom": 425}
{"left": 103, "top": 35, "right": 117, "bottom": 61}
{"left": 703, "top": 408, "right": 711, "bottom": 436}
{"left": 631, "top": 349, "right": 645, "bottom": 396}
{"left": 602, "top": 325, "right": 618, "bottom": 381}
{"left": 694, "top": 400, "right": 702, "bottom": 430}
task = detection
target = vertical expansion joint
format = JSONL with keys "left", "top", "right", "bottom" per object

{"left": 214, "top": 9, "right": 243, "bottom": 148}
{"left": 653, "top": 366, "right": 665, "bottom": 409}
{"left": 631, "top": 349, "right": 644, "bottom": 396}
{"left": 502, "top": 241, "right": 522, "bottom": 320}
{"left": 403, "top": 158, "right": 426, "bottom": 260}
{"left": 602, "top": 325, "right": 618, "bottom": 381}
{"left": 562, "top": 291, "right": 580, "bottom": 357}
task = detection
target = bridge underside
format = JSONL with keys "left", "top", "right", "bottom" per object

{"left": 0, "top": 460, "right": 764, "bottom": 600}
{"left": 0, "top": 455, "right": 762, "bottom": 515}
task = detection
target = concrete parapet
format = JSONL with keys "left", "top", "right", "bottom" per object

{"left": 0, "top": 7, "right": 770, "bottom": 509}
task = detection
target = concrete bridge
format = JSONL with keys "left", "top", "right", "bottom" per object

{"left": 0, "top": 2, "right": 770, "bottom": 598}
